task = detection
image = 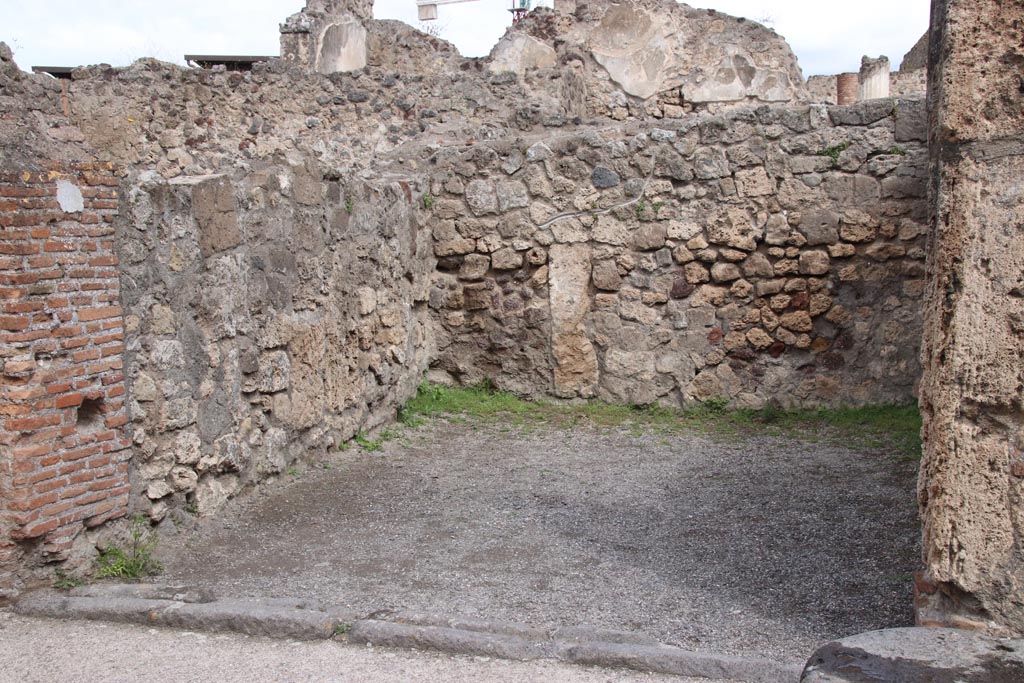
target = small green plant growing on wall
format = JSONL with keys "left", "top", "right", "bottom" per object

{"left": 888, "top": 145, "right": 907, "bottom": 156}
{"left": 344, "top": 197, "right": 355, "bottom": 214}
{"left": 819, "top": 141, "right": 851, "bottom": 166}
{"left": 95, "top": 514, "right": 163, "bottom": 580}
{"left": 53, "top": 568, "right": 83, "bottom": 590}
{"left": 422, "top": 193, "right": 435, "bottom": 210}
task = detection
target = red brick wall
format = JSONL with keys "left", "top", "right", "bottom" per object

{"left": 0, "top": 162, "right": 130, "bottom": 591}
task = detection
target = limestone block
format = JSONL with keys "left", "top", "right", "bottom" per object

{"left": 169, "top": 466, "right": 198, "bottom": 493}
{"left": 488, "top": 33, "right": 556, "bottom": 75}
{"left": 633, "top": 223, "right": 667, "bottom": 251}
{"left": 146, "top": 481, "right": 173, "bottom": 500}
{"left": 182, "top": 175, "right": 240, "bottom": 258}
{"left": 459, "top": 254, "right": 490, "bottom": 280}
{"left": 735, "top": 167, "right": 774, "bottom": 197}
{"left": 798, "top": 250, "right": 830, "bottom": 276}
{"left": 593, "top": 215, "right": 630, "bottom": 245}
{"left": 465, "top": 180, "right": 498, "bottom": 216}
{"left": 355, "top": 287, "right": 377, "bottom": 316}
{"left": 194, "top": 474, "right": 240, "bottom": 517}
{"left": 549, "top": 244, "right": 598, "bottom": 397}
{"left": 710, "top": 263, "right": 742, "bottom": 283}
{"left": 134, "top": 373, "right": 158, "bottom": 402}
{"left": 778, "top": 310, "right": 813, "bottom": 333}
{"left": 491, "top": 247, "right": 523, "bottom": 270}
{"left": 592, "top": 260, "right": 623, "bottom": 291}
{"left": 707, "top": 208, "right": 760, "bottom": 251}
{"left": 796, "top": 209, "right": 840, "bottom": 246}
{"left": 684, "top": 262, "right": 710, "bottom": 284}
{"left": 496, "top": 180, "right": 529, "bottom": 212}
{"left": 249, "top": 351, "right": 290, "bottom": 394}
{"left": 160, "top": 398, "right": 197, "bottom": 432}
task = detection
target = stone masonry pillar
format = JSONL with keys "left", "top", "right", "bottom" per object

{"left": 858, "top": 56, "right": 890, "bottom": 101}
{"left": 917, "top": 0, "right": 1024, "bottom": 635}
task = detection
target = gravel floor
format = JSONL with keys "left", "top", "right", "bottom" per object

{"left": 159, "top": 419, "right": 921, "bottom": 665}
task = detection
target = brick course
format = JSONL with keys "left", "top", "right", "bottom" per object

{"left": 0, "top": 163, "right": 130, "bottom": 592}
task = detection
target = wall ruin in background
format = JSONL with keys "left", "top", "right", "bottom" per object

{"left": 5, "top": 0, "right": 1020, "bottom": 641}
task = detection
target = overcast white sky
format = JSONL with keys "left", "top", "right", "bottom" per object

{"left": 2, "top": 1, "right": 929, "bottom": 78}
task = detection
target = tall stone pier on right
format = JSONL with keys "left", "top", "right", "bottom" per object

{"left": 917, "top": 0, "right": 1024, "bottom": 635}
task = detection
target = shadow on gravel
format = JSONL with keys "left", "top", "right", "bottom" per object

{"left": 158, "top": 420, "right": 920, "bottom": 664}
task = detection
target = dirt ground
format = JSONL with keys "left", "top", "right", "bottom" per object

{"left": 159, "top": 418, "right": 921, "bottom": 665}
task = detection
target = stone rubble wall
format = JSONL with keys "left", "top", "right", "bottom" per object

{"left": 0, "top": 0, "right": 940, "bottom": 597}
{"left": 59, "top": 56, "right": 513, "bottom": 180}
{"left": 117, "top": 163, "right": 435, "bottom": 523}
{"left": 917, "top": 0, "right": 1024, "bottom": 636}
{"left": 0, "top": 163, "right": 131, "bottom": 598}
{"left": 499, "top": 0, "right": 807, "bottom": 119}
{"left": 424, "top": 98, "right": 929, "bottom": 408}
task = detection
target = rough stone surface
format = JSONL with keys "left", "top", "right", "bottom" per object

{"left": 801, "top": 628, "right": 1024, "bottom": 682}
{"left": 0, "top": 610, "right": 740, "bottom": 683}
{"left": 917, "top": 0, "right": 1024, "bottom": 636}
{"left": 488, "top": 33, "right": 557, "bottom": 75}
{"left": 538, "top": 0, "right": 805, "bottom": 103}
{"left": 430, "top": 104, "right": 927, "bottom": 407}
{"left": 549, "top": 244, "right": 598, "bottom": 397}
{"left": 117, "top": 169, "right": 434, "bottom": 527}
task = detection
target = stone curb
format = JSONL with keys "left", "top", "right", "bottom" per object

{"left": 15, "top": 587, "right": 802, "bottom": 682}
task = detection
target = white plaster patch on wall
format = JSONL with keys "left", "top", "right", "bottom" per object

{"left": 56, "top": 179, "right": 84, "bottom": 213}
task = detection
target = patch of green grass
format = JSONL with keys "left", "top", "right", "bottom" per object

{"left": 352, "top": 428, "right": 399, "bottom": 452}
{"left": 95, "top": 514, "right": 163, "bottom": 580}
{"left": 398, "top": 382, "right": 922, "bottom": 458}
{"left": 819, "top": 141, "right": 851, "bottom": 166}
{"left": 421, "top": 193, "right": 435, "bottom": 210}
{"left": 333, "top": 622, "right": 352, "bottom": 636}
{"left": 401, "top": 380, "right": 549, "bottom": 425}
{"left": 53, "top": 568, "right": 83, "bottom": 590}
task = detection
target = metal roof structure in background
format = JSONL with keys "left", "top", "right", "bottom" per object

{"left": 184, "top": 55, "right": 274, "bottom": 71}
{"left": 31, "top": 66, "right": 74, "bottom": 79}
